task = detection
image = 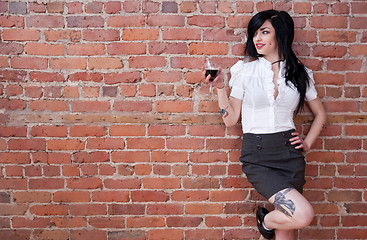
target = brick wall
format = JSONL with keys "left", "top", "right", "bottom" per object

{"left": 0, "top": 0, "right": 366, "bottom": 239}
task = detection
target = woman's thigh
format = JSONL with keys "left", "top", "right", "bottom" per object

{"left": 268, "top": 188, "right": 314, "bottom": 227}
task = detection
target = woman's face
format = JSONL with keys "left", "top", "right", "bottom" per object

{"left": 253, "top": 20, "right": 279, "bottom": 60}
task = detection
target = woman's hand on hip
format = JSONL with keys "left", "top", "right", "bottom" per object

{"left": 290, "top": 132, "right": 310, "bottom": 152}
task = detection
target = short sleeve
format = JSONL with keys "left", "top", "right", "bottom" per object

{"left": 229, "top": 60, "right": 245, "bottom": 100}
{"left": 305, "top": 68, "right": 318, "bottom": 101}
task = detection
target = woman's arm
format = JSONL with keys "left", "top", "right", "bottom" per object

{"left": 202, "top": 68, "right": 242, "bottom": 127}
{"left": 217, "top": 90, "right": 242, "bottom": 127}
{"left": 291, "top": 97, "right": 327, "bottom": 152}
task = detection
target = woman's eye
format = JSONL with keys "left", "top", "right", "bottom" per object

{"left": 263, "top": 31, "right": 269, "bottom": 34}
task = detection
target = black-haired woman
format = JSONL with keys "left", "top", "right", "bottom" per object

{"left": 203, "top": 10, "right": 327, "bottom": 240}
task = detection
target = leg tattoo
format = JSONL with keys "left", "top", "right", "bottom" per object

{"left": 273, "top": 188, "right": 296, "bottom": 218}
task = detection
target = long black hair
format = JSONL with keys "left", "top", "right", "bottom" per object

{"left": 245, "top": 10, "right": 310, "bottom": 114}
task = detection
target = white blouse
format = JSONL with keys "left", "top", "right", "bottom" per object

{"left": 229, "top": 57, "right": 318, "bottom": 134}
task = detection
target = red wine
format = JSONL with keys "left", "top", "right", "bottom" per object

{"left": 205, "top": 69, "right": 219, "bottom": 81}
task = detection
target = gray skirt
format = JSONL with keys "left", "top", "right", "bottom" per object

{"left": 239, "top": 129, "right": 306, "bottom": 200}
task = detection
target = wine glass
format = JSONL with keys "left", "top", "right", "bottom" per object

{"left": 204, "top": 59, "right": 219, "bottom": 81}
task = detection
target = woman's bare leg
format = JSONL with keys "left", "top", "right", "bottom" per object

{"left": 264, "top": 188, "right": 314, "bottom": 230}
{"left": 274, "top": 229, "right": 295, "bottom": 240}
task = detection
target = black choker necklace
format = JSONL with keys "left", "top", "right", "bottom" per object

{"left": 272, "top": 59, "right": 283, "bottom": 65}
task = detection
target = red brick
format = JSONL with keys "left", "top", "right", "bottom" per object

{"left": 87, "top": 138, "right": 124, "bottom": 150}
{"left": 123, "top": 1, "right": 140, "bottom": 13}
{"left": 67, "top": 43, "right": 105, "bottom": 55}
{"left": 189, "top": 43, "right": 229, "bottom": 55}
{"left": 30, "top": 72, "right": 64, "bottom": 82}
{"left": 147, "top": 229, "right": 183, "bottom": 240}
{"left": 109, "top": 125, "right": 145, "bottom": 136}
{"left": 346, "top": 152, "right": 367, "bottom": 163}
{"left": 147, "top": 15, "right": 184, "bottom": 27}
{"left": 127, "top": 216, "right": 165, "bottom": 228}
{"left": 129, "top": 56, "right": 166, "bottom": 68}
{"left": 122, "top": 29, "right": 159, "bottom": 41}
{"left": 67, "top": 16, "right": 104, "bottom": 28}
{"left": 113, "top": 100, "right": 152, "bottom": 112}
{"left": 89, "top": 57, "right": 123, "bottom": 70}
{"left": 8, "top": 139, "right": 46, "bottom": 151}
{"left": 310, "top": 16, "right": 347, "bottom": 28}
{"left": 0, "top": 230, "right": 30, "bottom": 240}
{"left": 350, "top": 17, "right": 367, "bottom": 29}
{"left": 27, "top": 16, "right": 64, "bottom": 28}
{"left": 13, "top": 191, "right": 51, "bottom": 203}
{"left": 107, "top": 15, "right": 144, "bottom": 27}
{"left": 131, "top": 190, "right": 169, "bottom": 202}
{"left": 105, "top": 2, "right": 121, "bottom": 14}
{"left": 66, "top": 178, "right": 102, "bottom": 189}
{"left": 323, "top": 101, "right": 360, "bottom": 113}
{"left": 53, "top": 191, "right": 90, "bottom": 202}
{"left": 352, "top": 2, "right": 367, "bottom": 14}
{"left": 182, "top": 178, "right": 220, "bottom": 189}
{"left": 83, "top": 29, "right": 120, "bottom": 41}
{"left": 3, "top": 29, "right": 40, "bottom": 41}
{"left": 30, "top": 125, "right": 67, "bottom": 137}
{"left": 44, "top": 30, "right": 81, "bottom": 42}
{"left": 69, "top": 203, "right": 106, "bottom": 216}
{"left": 328, "top": 190, "right": 362, "bottom": 202}
{"left": 350, "top": 44, "right": 367, "bottom": 57}
{"left": 0, "top": 178, "right": 28, "bottom": 190}
{"left": 51, "top": 217, "right": 87, "bottom": 228}
{"left": 71, "top": 100, "right": 110, "bottom": 112}
{"left": 111, "top": 151, "right": 150, "bottom": 163}
{"left": 327, "top": 59, "right": 362, "bottom": 71}
{"left": 163, "top": 28, "right": 201, "bottom": 40}
{"left": 12, "top": 217, "right": 50, "bottom": 228}
{"left": 307, "top": 151, "right": 344, "bottom": 163}
{"left": 188, "top": 16, "right": 225, "bottom": 27}
{"left": 180, "top": 2, "right": 196, "bottom": 13}
{"left": 331, "top": 2, "right": 350, "bottom": 14}
{"left": 11, "top": 57, "right": 47, "bottom": 70}
{"left": 228, "top": 16, "right": 252, "bottom": 28}
{"left": 70, "top": 230, "right": 107, "bottom": 240}
{"left": 312, "top": 45, "right": 347, "bottom": 58}
{"left": 50, "top": 58, "right": 87, "bottom": 69}
{"left": 167, "top": 216, "right": 202, "bottom": 227}
{"left": 126, "top": 138, "right": 165, "bottom": 150}
{"left": 107, "top": 43, "right": 146, "bottom": 55}
{"left": 33, "top": 229, "right": 69, "bottom": 240}
{"left": 47, "top": 139, "right": 85, "bottom": 151}
{"left": 47, "top": 2, "right": 64, "bottom": 13}
{"left": 70, "top": 125, "right": 107, "bottom": 137}
{"left": 28, "top": 204, "right": 64, "bottom": 216}
{"left": 104, "top": 178, "right": 141, "bottom": 190}
{"left": 319, "top": 31, "right": 357, "bottom": 42}
{"left": 68, "top": 72, "right": 102, "bottom": 82}
{"left": 147, "top": 125, "right": 185, "bottom": 136}
{"left": 205, "top": 216, "right": 242, "bottom": 227}
{"left": 85, "top": 2, "right": 103, "bottom": 13}
{"left": 143, "top": 178, "right": 181, "bottom": 189}
{"left": 186, "top": 203, "right": 223, "bottom": 214}
{"left": 294, "top": 2, "right": 312, "bottom": 14}
{"left": 92, "top": 191, "right": 129, "bottom": 202}
{"left": 89, "top": 217, "right": 124, "bottom": 228}
{"left": 0, "top": 16, "right": 24, "bottom": 27}
{"left": 218, "top": 2, "right": 233, "bottom": 13}
{"left": 109, "top": 203, "right": 145, "bottom": 215}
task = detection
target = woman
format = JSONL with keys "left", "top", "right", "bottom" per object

{"left": 203, "top": 10, "right": 327, "bottom": 240}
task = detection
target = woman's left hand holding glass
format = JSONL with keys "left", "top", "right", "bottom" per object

{"left": 290, "top": 132, "right": 310, "bottom": 152}
{"left": 201, "top": 67, "right": 224, "bottom": 89}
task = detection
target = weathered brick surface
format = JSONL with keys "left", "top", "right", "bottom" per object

{"left": 0, "top": 1, "right": 366, "bottom": 239}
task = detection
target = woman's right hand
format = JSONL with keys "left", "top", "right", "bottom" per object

{"left": 201, "top": 67, "right": 224, "bottom": 89}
